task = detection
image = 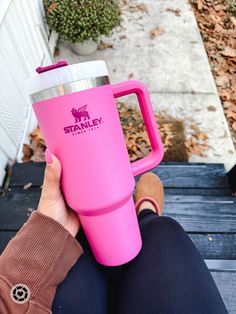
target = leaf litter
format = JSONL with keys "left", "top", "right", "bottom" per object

{"left": 23, "top": 103, "right": 208, "bottom": 163}
{"left": 190, "top": 0, "right": 236, "bottom": 147}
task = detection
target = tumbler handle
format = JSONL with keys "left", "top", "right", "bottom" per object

{"left": 112, "top": 80, "right": 164, "bottom": 176}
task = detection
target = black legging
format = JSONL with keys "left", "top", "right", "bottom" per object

{"left": 52, "top": 210, "right": 228, "bottom": 314}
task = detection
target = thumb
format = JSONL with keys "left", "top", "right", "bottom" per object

{"left": 42, "top": 148, "right": 62, "bottom": 200}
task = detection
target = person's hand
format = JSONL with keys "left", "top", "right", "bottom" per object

{"left": 37, "top": 148, "right": 80, "bottom": 237}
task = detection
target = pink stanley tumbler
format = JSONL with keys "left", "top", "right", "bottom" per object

{"left": 26, "top": 60, "right": 164, "bottom": 266}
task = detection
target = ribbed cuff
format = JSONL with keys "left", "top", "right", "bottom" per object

{"left": 0, "top": 211, "right": 83, "bottom": 309}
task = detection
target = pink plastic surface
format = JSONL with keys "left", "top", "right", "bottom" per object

{"left": 80, "top": 196, "right": 142, "bottom": 266}
{"left": 32, "top": 81, "right": 163, "bottom": 266}
{"left": 36, "top": 60, "right": 68, "bottom": 74}
{"left": 112, "top": 80, "right": 164, "bottom": 176}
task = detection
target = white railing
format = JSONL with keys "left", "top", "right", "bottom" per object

{"left": 0, "top": 0, "right": 56, "bottom": 184}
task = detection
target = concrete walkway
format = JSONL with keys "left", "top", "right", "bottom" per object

{"left": 56, "top": 0, "right": 236, "bottom": 171}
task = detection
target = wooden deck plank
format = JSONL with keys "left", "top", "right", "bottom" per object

{"left": 0, "top": 231, "right": 15, "bottom": 253}
{"left": 10, "top": 162, "right": 230, "bottom": 189}
{"left": 142, "top": 163, "right": 229, "bottom": 189}
{"left": 1, "top": 230, "right": 235, "bottom": 261}
{"left": 190, "top": 234, "right": 236, "bottom": 260}
{"left": 165, "top": 195, "right": 235, "bottom": 203}
{"left": 165, "top": 201, "right": 236, "bottom": 216}
{"left": 211, "top": 270, "right": 236, "bottom": 314}
{"left": 0, "top": 188, "right": 39, "bottom": 229}
{"left": 1, "top": 162, "right": 235, "bottom": 312}
{"left": 164, "top": 188, "right": 232, "bottom": 196}
{"left": 1, "top": 189, "right": 235, "bottom": 232}
{"left": 10, "top": 162, "right": 45, "bottom": 187}
{"left": 168, "top": 215, "right": 236, "bottom": 232}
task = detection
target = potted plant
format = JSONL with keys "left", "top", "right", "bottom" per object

{"left": 44, "top": 0, "right": 120, "bottom": 56}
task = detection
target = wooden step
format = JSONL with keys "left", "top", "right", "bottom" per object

{"left": 1, "top": 229, "right": 235, "bottom": 261}
{"left": 10, "top": 162, "right": 231, "bottom": 191}
{"left": 211, "top": 271, "right": 236, "bottom": 314}
{"left": 0, "top": 161, "right": 234, "bottom": 234}
{"left": 1, "top": 162, "right": 235, "bottom": 313}
{"left": 1, "top": 188, "right": 235, "bottom": 232}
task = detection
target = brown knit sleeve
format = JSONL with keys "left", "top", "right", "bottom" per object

{"left": 0, "top": 211, "right": 83, "bottom": 313}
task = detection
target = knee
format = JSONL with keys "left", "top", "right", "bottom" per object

{"left": 146, "top": 216, "right": 185, "bottom": 238}
{"left": 159, "top": 216, "right": 184, "bottom": 231}
{"left": 159, "top": 216, "right": 181, "bottom": 226}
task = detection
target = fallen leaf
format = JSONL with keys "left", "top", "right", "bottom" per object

{"left": 165, "top": 8, "right": 181, "bottom": 16}
{"left": 214, "top": 5, "right": 225, "bottom": 12}
{"left": 220, "top": 47, "right": 236, "bottom": 57}
{"left": 216, "top": 76, "right": 229, "bottom": 87}
{"left": 225, "top": 110, "right": 236, "bottom": 119}
{"left": 54, "top": 47, "right": 60, "bottom": 56}
{"left": 23, "top": 182, "right": 32, "bottom": 190}
{"left": 190, "top": 0, "right": 236, "bottom": 147}
{"left": 232, "top": 121, "right": 236, "bottom": 131}
{"left": 214, "top": 24, "right": 224, "bottom": 32}
{"left": 149, "top": 28, "right": 165, "bottom": 38}
{"left": 129, "top": 3, "right": 148, "bottom": 13}
{"left": 98, "top": 41, "right": 113, "bottom": 50}
{"left": 230, "top": 16, "right": 236, "bottom": 27}
{"left": 207, "top": 105, "right": 217, "bottom": 111}
{"left": 197, "top": 0, "right": 203, "bottom": 11}
{"left": 22, "top": 144, "right": 33, "bottom": 162}
{"left": 195, "top": 132, "right": 208, "bottom": 140}
{"left": 121, "top": 2, "right": 148, "bottom": 13}
{"left": 47, "top": 3, "right": 58, "bottom": 13}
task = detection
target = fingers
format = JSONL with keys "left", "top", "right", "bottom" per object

{"left": 42, "top": 148, "right": 62, "bottom": 200}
